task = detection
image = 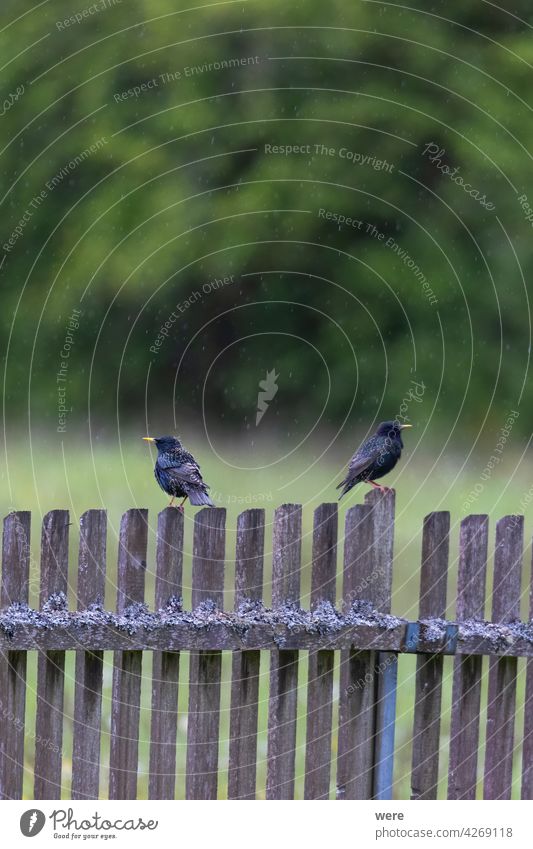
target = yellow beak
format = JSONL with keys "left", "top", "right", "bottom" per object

{"left": 400, "top": 424, "right": 413, "bottom": 429}
{"left": 142, "top": 436, "right": 155, "bottom": 442}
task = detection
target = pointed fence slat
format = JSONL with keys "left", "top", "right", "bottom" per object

{"left": 266, "top": 504, "right": 302, "bottom": 800}
{"left": 522, "top": 539, "right": 533, "bottom": 799}
{"left": 72, "top": 510, "right": 107, "bottom": 800}
{"left": 0, "top": 512, "right": 31, "bottom": 799}
{"left": 34, "top": 510, "right": 69, "bottom": 800}
{"left": 336, "top": 503, "right": 376, "bottom": 800}
{"left": 186, "top": 508, "right": 226, "bottom": 800}
{"left": 3, "top": 501, "right": 533, "bottom": 801}
{"left": 484, "top": 515, "right": 523, "bottom": 800}
{"left": 304, "top": 503, "right": 337, "bottom": 800}
{"left": 109, "top": 509, "right": 148, "bottom": 800}
{"left": 149, "top": 507, "right": 183, "bottom": 800}
{"left": 365, "top": 490, "right": 397, "bottom": 801}
{"left": 448, "top": 514, "right": 489, "bottom": 800}
{"left": 411, "top": 511, "right": 450, "bottom": 800}
{"left": 228, "top": 508, "right": 265, "bottom": 800}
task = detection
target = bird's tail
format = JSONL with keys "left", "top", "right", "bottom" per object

{"left": 189, "top": 489, "right": 215, "bottom": 507}
{"left": 336, "top": 478, "right": 354, "bottom": 500}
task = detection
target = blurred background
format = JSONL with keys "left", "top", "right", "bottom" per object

{"left": 1, "top": 0, "right": 533, "bottom": 800}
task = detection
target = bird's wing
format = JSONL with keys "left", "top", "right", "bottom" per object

{"left": 167, "top": 463, "right": 206, "bottom": 490}
{"left": 339, "top": 437, "right": 384, "bottom": 483}
{"left": 160, "top": 453, "right": 207, "bottom": 489}
{"left": 347, "top": 451, "right": 376, "bottom": 478}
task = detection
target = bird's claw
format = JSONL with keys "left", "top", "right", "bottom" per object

{"left": 368, "top": 480, "right": 392, "bottom": 493}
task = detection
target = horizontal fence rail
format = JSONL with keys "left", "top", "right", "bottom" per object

{"left": 0, "top": 493, "right": 532, "bottom": 800}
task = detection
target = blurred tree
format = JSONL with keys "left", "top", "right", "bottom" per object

{"left": 1, "top": 0, "right": 532, "bottom": 440}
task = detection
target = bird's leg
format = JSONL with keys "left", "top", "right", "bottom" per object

{"left": 168, "top": 496, "right": 175, "bottom": 507}
{"left": 367, "top": 480, "right": 389, "bottom": 493}
{"left": 177, "top": 495, "right": 188, "bottom": 514}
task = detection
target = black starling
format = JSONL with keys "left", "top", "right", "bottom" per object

{"left": 143, "top": 435, "right": 214, "bottom": 511}
{"left": 337, "top": 420, "right": 412, "bottom": 498}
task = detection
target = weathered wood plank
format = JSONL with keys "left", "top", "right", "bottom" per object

{"left": 109, "top": 509, "right": 148, "bottom": 800}
{"left": 364, "top": 489, "right": 396, "bottom": 614}
{"left": 448, "top": 514, "right": 489, "bottom": 800}
{"left": 337, "top": 503, "right": 376, "bottom": 800}
{"left": 522, "top": 539, "right": 533, "bottom": 799}
{"left": 228, "top": 508, "right": 265, "bottom": 800}
{"left": 34, "top": 510, "right": 69, "bottom": 800}
{"left": 0, "top": 512, "right": 31, "bottom": 799}
{"left": 0, "top": 620, "right": 401, "bottom": 651}
{"left": 411, "top": 511, "right": 450, "bottom": 800}
{"left": 484, "top": 515, "right": 523, "bottom": 800}
{"left": 365, "top": 489, "right": 397, "bottom": 800}
{"left": 0, "top": 617, "right": 530, "bottom": 655}
{"left": 72, "top": 510, "right": 107, "bottom": 800}
{"left": 304, "top": 503, "right": 337, "bottom": 800}
{"left": 266, "top": 504, "right": 302, "bottom": 800}
{"left": 186, "top": 508, "right": 226, "bottom": 800}
{"left": 149, "top": 507, "right": 183, "bottom": 800}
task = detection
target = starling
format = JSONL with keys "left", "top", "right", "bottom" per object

{"left": 143, "top": 435, "right": 214, "bottom": 511}
{"left": 337, "top": 420, "right": 412, "bottom": 498}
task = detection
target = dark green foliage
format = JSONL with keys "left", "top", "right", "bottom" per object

{"left": 1, "top": 1, "right": 532, "bottom": 437}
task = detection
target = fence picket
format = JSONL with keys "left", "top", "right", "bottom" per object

{"left": 2, "top": 501, "right": 533, "bottom": 801}
{"left": 228, "top": 508, "right": 265, "bottom": 800}
{"left": 365, "top": 489, "right": 397, "bottom": 800}
{"left": 448, "top": 514, "right": 489, "bottom": 800}
{"left": 186, "top": 508, "right": 226, "bottom": 800}
{"left": 72, "top": 510, "right": 107, "bottom": 799}
{"left": 109, "top": 509, "right": 148, "bottom": 800}
{"left": 304, "top": 502, "right": 337, "bottom": 800}
{"left": 336, "top": 503, "right": 376, "bottom": 800}
{"left": 411, "top": 511, "right": 450, "bottom": 799}
{"left": 522, "top": 539, "right": 533, "bottom": 799}
{"left": 34, "top": 510, "right": 69, "bottom": 800}
{"left": 0, "top": 512, "right": 31, "bottom": 799}
{"left": 483, "top": 515, "right": 523, "bottom": 800}
{"left": 148, "top": 507, "right": 183, "bottom": 800}
{"left": 266, "top": 504, "right": 302, "bottom": 800}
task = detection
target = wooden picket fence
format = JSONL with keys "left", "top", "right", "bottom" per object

{"left": 0, "top": 489, "right": 532, "bottom": 800}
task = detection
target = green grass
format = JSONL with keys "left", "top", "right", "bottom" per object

{"left": 2, "top": 432, "right": 532, "bottom": 799}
